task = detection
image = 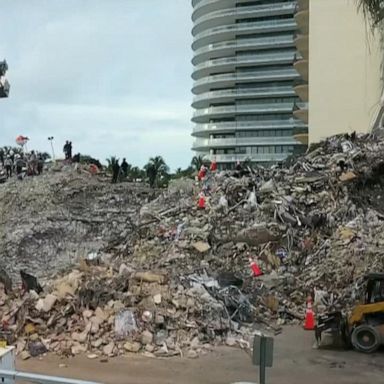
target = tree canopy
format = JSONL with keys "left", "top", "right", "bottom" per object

{"left": 357, "top": 0, "right": 384, "bottom": 27}
{"left": 144, "top": 156, "right": 170, "bottom": 188}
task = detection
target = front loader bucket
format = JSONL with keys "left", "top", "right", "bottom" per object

{"left": 315, "top": 311, "right": 349, "bottom": 349}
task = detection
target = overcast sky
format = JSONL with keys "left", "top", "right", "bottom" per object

{"left": 0, "top": 0, "right": 193, "bottom": 170}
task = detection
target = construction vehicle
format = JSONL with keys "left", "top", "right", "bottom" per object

{"left": 315, "top": 273, "right": 384, "bottom": 353}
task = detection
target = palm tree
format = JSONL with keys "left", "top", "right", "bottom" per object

{"left": 130, "top": 166, "right": 144, "bottom": 181}
{"left": 357, "top": 0, "right": 384, "bottom": 27}
{"left": 2, "top": 146, "right": 23, "bottom": 156}
{"left": 191, "top": 155, "right": 204, "bottom": 171}
{"left": 106, "top": 156, "right": 119, "bottom": 173}
{"left": 144, "top": 156, "right": 169, "bottom": 188}
{"left": 123, "top": 162, "right": 132, "bottom": 179}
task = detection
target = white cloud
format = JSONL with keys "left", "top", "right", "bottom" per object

{"left": 0, "top": 0, "right": 194, "bottom": 170}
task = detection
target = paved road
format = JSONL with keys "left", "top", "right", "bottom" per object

{"left": 17, "top": 327, "right": 383, "bottom": 384}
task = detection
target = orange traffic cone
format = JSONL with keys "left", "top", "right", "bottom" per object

{"left": 198, "top": 193, "right": 206, "bottom": 209}
{"left": 248, "top": 256, "right": 263, "bottom": 277}
{"left": 304, "top": 296, "right": 316, "bottom": 330}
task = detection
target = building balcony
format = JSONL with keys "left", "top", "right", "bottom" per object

{"left": 294, "top": 83, "right": 308, "bottom": 102}
{"left": 192, "top": 0, "right": 250, "bottom": 21}
{"left": 192, "top": 35, "right": 296, "bottom": 65}
{"left": 192, "top": 68, "right": 300, "bottom": 94}
{"left": 192, "top": 103, "right": 295, "bottom": 123}
{"left": 192, "top": 86, "right": 296, "bottom": 108}
{"left": 192, "top": 19, "right": 296, "bottom": 50}
{"left": 192, "top": 120, "right": 307, "bottom": 137}
{"left": 192, "top": 0, "right": 232, "bottom": 21}
{"left": 293, "top": 103, "right": 309, "bottom": 123}
{"left": 294, "top": 59, "right": 308, "bottom": 81}
{"left": 192, "top": 2, "right": 297, "bottom": 36}
{"left": 206, "top": 153, "right": 289, "bottom": 163}
{"left": 192, "top": 51, "right": 297, "bottom": 80}
{"left": 294, "top": 34, "right": 309, "bottom": 59}
{"left": 295, "top": 10, "right": 309, "bottom": 34}
{"left": 192, "top": 136, "right": 300, "bottom": 151}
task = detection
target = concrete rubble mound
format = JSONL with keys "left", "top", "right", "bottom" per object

{"left": 0, "top": 169, "right": 155, "bottom": 280}
{"left": 1, "top": 133, "right": 384, "bottom": 358}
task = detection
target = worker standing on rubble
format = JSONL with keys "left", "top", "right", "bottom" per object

{"left": 9, "top": 150, "right": 14, "bottom": 163}
{"left": 37, "top": 154, "right": 44, "bottom": 175}
{"left": 4, "top": 157, "right": 12, "bottom": 178}
{"left": 121, "top": 158, "right": 129, "bottom": 178}
{"left": 197, "top": 164, "right": 207, "bottom": 181}
{"left": 29, "top": 151, "right": 37, "bottom": 175}
{"left": 112, "top": 159, "right": 120, "bottom": 184}
{"left": 15, "top": 154, "right": 24, "bottom": 180}
{"left": 68, "top": 142, "right": 73, "bottom": 159}
{"left": 63, "top": 141, "right": 69, "bottom": 160}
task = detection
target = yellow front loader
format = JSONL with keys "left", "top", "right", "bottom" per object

{"left": 315, "top": 273, "right": 384, "bottom": 353}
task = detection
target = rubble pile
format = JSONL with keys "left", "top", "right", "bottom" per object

{"left": 129, "top": 133, "right": 384, "bottom": 322}
{"left": 2, "top": 264, "right": 252, "bottom": 360}
{"left": 1, "top": 133, "right": 384, "bottom": 359}
{"left": 0, "top": 169, "right": 155, "bottom": 281}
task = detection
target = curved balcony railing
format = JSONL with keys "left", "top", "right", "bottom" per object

{"left": 192, "top": 0, "right": 221, "bottom": 10}
{"left": 193, "top": 19, "right": 296, "bottom": 49}
{"left": 192, "top": 69, "right": 300, "bottom": 94}
{"left": 192, "top": 103, "right": 295, "bottom": 123}
{"left": 192, "top": 35, "right": 295, "bottom": 65}
{"left": 193, "top": 2, "right": 296, "bottom": 35}
{"left": 192, "top": 51, "right": 297, "bottom": 79}
{"left": 193, "top": 0, "right": 244, "bottom": 21}
{"left": 209, "top": 153, "right": 289, "bottom": 163}
{"left": 192, "top": 120, "right": 307, "bottom": 136}
{"left": 192, "top": 136, "right": 299, "bottom": 149}
{"left": 192, "top": 86, "right": 296, "bottom": 108}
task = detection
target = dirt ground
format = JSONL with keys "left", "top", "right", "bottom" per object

{"left": 17, "top": 327, "right": 383, "bottom": 384}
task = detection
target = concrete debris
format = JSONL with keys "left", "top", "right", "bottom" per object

{"left": 192, "top": 241, "right": 211, "bottom": 253}
{"left": 35, "top": 294, "right": 57, "bottom": 313}
{"left": 140, "top": 331, "right": 154, "bottom": 345}
{"left": 0, "top": 169, "right": 155, "bottom": 282}
{"left": 1, "top": 133, "right": 384, "bottom": 359}
{"left": 20, "top": 351, "right": 31, "bottom": 360}
{"left": 103, "top": 342, "right": 115, "bottom": 357}
{"left": 124, "top": 341, "right": 141, "bottom": 353}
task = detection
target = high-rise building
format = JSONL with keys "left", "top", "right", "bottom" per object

{"left": 294, "top": 0, "right": 383, "bottom": 143}
{"left": 191, "top": 0, "right": 307, "bottom": 168}
{"left": 0, "top": 60, "right": 10, "bottom": 98}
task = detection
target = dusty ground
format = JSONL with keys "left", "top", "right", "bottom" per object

{"left": 17, "top": 327, "right": 383, "bottom": 384}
